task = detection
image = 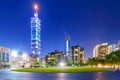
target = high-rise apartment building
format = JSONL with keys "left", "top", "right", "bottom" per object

{"left": 70, "top": 45, "right": 84, "bottom": 64}
{"left": 93, "top": 43, "right": 111, "bottom": 58}
{"left": 93, "top": 41, "right": 120, "bottom": 58}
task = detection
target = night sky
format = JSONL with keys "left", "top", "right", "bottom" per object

{"left": 0, "top": 0, "right": 120, "bottom": 59}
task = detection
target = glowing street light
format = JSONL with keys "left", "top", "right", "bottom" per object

{"left": 59, "top": 62, "right": 65, "bottom": 67}
{"left": 11, "top": 50, "right": 18, "bottom": 58}
{"left": 11, "top": 50, "right": 18, "bottom": 65}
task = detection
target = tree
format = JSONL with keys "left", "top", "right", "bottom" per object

{"left": 105, "top": 51, "right": 118, "bottom": 68}
{"left": 114, "top": 50, "right": 120, "bottom": 69}
{"left": 34, "top": 61, "right": 40, "bottom": 68}
{"left": 98, "top": 58, "right": 105, "bottom": 67}
{"left": 105, "top": 54, "right": 111, "bottom": 67}
{"left": 87, "top": 58, "right": 98, "bottom": 67}
{"left": 46, "top": 59, "right": 56, "bottom": 67}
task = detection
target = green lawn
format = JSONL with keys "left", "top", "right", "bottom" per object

{"left": 11, "top": 67, "right": 111, "bottom": 73}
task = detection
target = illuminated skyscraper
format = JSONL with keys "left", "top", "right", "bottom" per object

{"left": 31, "top": 4, "right": 41, "bottom": 59}
{"left": 65, "top": 34, "right": 70, "bottom": 56}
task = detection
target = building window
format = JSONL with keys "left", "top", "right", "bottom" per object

{"left": 80, "top": 54, "right": 82, "bottom": 58}
{"left": 0, "top": 52, "right": 1, "bottom": 61}
{"left": 75, "top": 56, "right": 78, "bottom": 61}
{"left": 75, "top": 49, "right": 78, "bottom": 51}
{"left": 75, "top": 51, "right": 78, "bottom": 54}
{"left": 72, "top": 56, "right": 74, "bottom": 61}
{"left": 6, "top": 53, "right": 9, "bottom": 62}
{"left": 2, "top": 52, "right": 5, "bottom": 62}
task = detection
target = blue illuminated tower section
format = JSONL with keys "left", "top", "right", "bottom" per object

{"left": 31, "top": 4, "right": 41, "bottom": 59}
{"left": 65, "top": 35, "right": 70, "bottom": 56}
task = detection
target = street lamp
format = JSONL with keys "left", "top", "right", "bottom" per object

{"left": 59, "top": 62, "right": 65, "bottom": 67}
{"left": 11, "top": 50, "right": 18, "bottom": 61}
{"left": 11, "top": 50, "right": 18, "bottom": 67}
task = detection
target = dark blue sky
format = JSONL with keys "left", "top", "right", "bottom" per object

{"left": 0, "top": 0, "right": 120, "bottom": 59}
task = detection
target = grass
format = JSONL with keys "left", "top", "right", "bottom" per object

{"left": 11, "top": 67, "right": 111, "bottom": 73}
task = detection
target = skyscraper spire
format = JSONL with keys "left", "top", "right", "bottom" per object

{"left": 63, "top": 30, "right": 70, "bottom": 56}
{"left": 34, "top": 4, "right": 38, "bottom": 17}
{"left": 34, "top": 4, "right": 38, "bottom": 11}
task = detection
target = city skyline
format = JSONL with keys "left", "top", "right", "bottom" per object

{"left": 0, "top": 0, "right": 120, "bottom": 59}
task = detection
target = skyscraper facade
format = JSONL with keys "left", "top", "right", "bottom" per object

{"left": 31, "top": 5, "right": 41, "bottom": 58}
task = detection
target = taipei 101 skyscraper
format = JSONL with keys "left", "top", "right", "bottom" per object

{"left": 31, "top": 4, "right": 41, "bottom": 60}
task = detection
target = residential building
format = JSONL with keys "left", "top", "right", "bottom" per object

{"left": 93, "top": 43, "right": 111, "bottom": 58}
{"left": 70, "top": 45, "right": 84, "bottom": 64}
{"left": 45, "top": 50, "right": 64, "bottom": 64}
{"left": 112, "top": 41, "right": 120, "bottom": 51}
{"left": 93, "top": 41, "right": 120, "bottom": 58}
